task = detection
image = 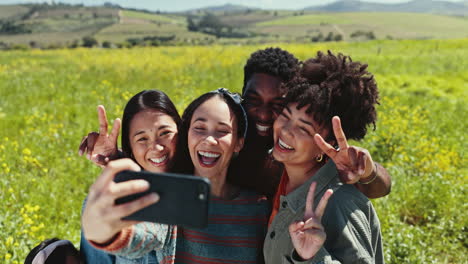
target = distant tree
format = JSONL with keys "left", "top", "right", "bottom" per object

{"left": 187, "top": 17, "right": 198, "bottom": 31}
{"left": 311, "top": 32, "right": 324, "bottom": 42}
{"left": 324, "top": 32, "right": 334, "bottom": 41}
{"left": 82, "top": 36, "right": 98, "bottom": 47}
{"left": 93, "top": 12, "right": 98, "bottom": 19}
{"left": 198, "top": 13, "right": 224, "bottom": 37}
{"left": 102, "top": 41, "right": 112, "bottom": 48}
{"left": 0, "top": 21, "right": 32, "bottom": 34}
{"left": 69, "top": 40, "right": 80, "bottom": 49}
{"left": 273, "top": 11, "right": 278, "bottom": 16}
{"left": 29, "top": 41, "right": 38, "bottom": 48}
{"left": 350, "top": 30, "right": 376, "bottom": 40}
{"left": 334, "top": 34, "right": 343, "bottom": 41}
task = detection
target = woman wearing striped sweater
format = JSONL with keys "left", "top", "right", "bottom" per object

{"left": 82, "top": 88, "right": 269, "bottom": 264}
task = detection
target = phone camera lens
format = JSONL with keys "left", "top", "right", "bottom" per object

{"left": 198, "top": 193, "right": 206, "bottom": 200}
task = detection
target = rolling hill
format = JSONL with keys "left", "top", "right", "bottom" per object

{"left": 0, "top": 2, "right": 467, "bottom": 48}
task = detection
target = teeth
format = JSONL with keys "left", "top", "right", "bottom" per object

{"left": 278, "top": 138, "right": 294, "bottom": 150}
{"left": 256, "top": 124, "right": 271, "bottom": 132}
{"left": 198, "top": 151, "right": 220, "bottom": 158}
{"left": 150, "top": 155, "right": 167, "bottom": 164}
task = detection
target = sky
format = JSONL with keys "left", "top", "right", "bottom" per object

{"left": 0, "top": 0, "right": 465, "bottom": 12}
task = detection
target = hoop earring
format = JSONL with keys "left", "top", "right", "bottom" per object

{"left": 316, "top": 154, "right": 323, "bottom": 163}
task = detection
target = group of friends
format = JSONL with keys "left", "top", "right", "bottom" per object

{"left": 26, "top": 47, "right": 391, "bottom": 264}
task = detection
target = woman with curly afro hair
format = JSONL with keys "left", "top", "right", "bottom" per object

{"left": 264, "top": 51, "right": 384, "bottom": 264}
{"left": 231, "top": 48, "right": 391, "bottom": 201}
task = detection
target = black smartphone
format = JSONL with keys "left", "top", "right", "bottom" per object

{"left": 114, "top": 170, "right": 210, "bottom": 229}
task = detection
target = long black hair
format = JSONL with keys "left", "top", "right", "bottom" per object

{"left": 121, "top": 90, "right": 181, "bottom": 160}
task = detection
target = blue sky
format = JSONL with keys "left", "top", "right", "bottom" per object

{"left": 0, "top": 0, "right": 465, "bottom": 12}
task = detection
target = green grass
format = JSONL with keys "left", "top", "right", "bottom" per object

{"left": 0, "top": 39, "right": 467, "bottom": 264}
{"left": 121, "top": 10, "right": 184, "bottom": 24}
{"left": 256, "top": 13, "right": 352, "bottom": 26}
{"left": 0, "top": 5, "right": 30, "bottom": 19}
{"left": 255, "top": 12, "right": 468, "bottom": 39}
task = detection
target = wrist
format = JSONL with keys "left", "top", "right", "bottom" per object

{"left": 358, "top": 162, "right": 378, "bottom": 184}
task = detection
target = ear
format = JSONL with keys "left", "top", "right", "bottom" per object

{"left": 234, "top": 137, "right": 245, "bottom": 153}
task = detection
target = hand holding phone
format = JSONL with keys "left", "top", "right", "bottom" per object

{"left": 82, "top": 159, "right": 159, "bottom": 244}
{"left": 114, "top": 170, "right": 211, "bottom": 229}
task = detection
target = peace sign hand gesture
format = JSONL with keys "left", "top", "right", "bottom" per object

{"left": 289, "top": 182, "right": 333, "bottom": 260}
{"left": 78, "top": 105, "right": 121, "bottom": 167}
{"left": 314, "top": 116, "right": 375, "bottom": 184}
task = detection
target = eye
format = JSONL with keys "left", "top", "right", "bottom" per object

{"left": 137, "top": 137, "right": 148, "bottom": 142}
{"left": 272, "top": 102, "right": 285, "bottom": 113}
{"left": 160, "top": 130, "right": 173, "bottom": 137}
{"left": 300, "top": 127, "right": 311, "bottom": 136}
{"left": 244, "top": 97, "right": 261, "bottom": 107}
{"left": 217, "top": 130, "right": 230, "bottom": 135}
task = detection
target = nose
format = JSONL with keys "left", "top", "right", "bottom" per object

{"left": 256, "top": 106, "right": 273, "bottom": 123}
{"left": 153, "top": 142, "right": 164, "bottom": 151}
{"left": 280, "top": 121, "right": 293, "bottom": 138}
{"left": 204, "top": 135, "right": 218, "bottom": 145}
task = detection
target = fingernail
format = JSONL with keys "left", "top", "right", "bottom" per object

{"left": 137, "top": 181, "right": 150, "bottom": 189}
{"left": 149, "top": 193, "right": 159, "bottom": 202}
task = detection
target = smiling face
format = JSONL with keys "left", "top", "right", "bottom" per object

{"left": 272, "top": 103, "right": 329, "bottom": 166}
{"left": 188, "top": 96, "right": 244, "bottom": 180}
{"left": 129, "top": 109, "right": 178, "bottom": 172}
{"left": 243, "top": 73, "right": 285, "bottom": 139}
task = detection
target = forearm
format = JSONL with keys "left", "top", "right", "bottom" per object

{"left": 90, "top": 222, "right": 172, "bottom": 259}
{"left": 355, "top": 162, "right": 392, "bottom": 199}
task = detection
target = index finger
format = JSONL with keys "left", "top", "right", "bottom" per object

{"left": 98, "top": 105, "right": 109, "bottom": 135}
{"left": 332, "top": 116, "right": 349, "bottom": 150}
{"left": 314, "top": 134, "right": 337, "bottom": 159}
{"left": 304, "top": 182, "right": 317, "bottom": 219}
{"left": 315, "top": 189, "right": 333, "bottom": 220}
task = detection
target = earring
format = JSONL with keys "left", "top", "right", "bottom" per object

{"left": 315, "top": 154, "right": 323, "bottom": 163}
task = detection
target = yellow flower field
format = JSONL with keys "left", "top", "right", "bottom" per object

{"left": 0, "top": 39, "right": 467, "bottom": 263}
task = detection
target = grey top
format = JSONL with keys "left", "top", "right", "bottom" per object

{"left": 263, "top": 161, "right": 384, "bottom": 264}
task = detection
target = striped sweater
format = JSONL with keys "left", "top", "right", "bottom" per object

{"left": 92, "top": 190, "right": 270, "bottom": 264}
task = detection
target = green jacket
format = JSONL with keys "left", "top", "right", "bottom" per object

{"left": 263, "top": 161, "right": 384, "bottom": 264}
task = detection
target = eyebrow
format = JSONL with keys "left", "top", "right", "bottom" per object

{"left": 245, "top": 90, "right": 283, "bottom": 101}
{"left": 132, "top": 125, "right": 171, "bottom": 137}
{"left": 193, "top": 117, "right": 232, "bottom": 128}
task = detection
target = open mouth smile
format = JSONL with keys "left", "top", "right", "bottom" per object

{"left": 148, "top": 154, "right": 168, "bottom": 166}
{"left": 277, "top": 138, "right": 294, "bottom": 151}
{"left": 197, "top": 151, "right": 221, "bottom": 167}
{"left": 256, "top": 123, "right": 272, "bottom": 134}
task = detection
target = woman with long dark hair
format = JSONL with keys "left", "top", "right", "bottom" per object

{"left": 82, "top": 88, "right": 269, "bottom": 263}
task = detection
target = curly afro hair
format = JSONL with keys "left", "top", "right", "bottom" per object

{"left": 242, "top": 47, "right": 300, "bottom": 94}
{"left": 284, "top": 50, "right": 379, "bottom": 142}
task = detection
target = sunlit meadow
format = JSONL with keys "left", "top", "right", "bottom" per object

{"left": 0, "top": 39, "right": 467, "bottom": 263}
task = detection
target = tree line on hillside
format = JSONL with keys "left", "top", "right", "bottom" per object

{"left": 0, "top": 29, "right": 380, "bottom": 50}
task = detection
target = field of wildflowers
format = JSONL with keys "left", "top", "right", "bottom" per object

{"left": 0, "top": 39, "right": 466, "bottom": 263}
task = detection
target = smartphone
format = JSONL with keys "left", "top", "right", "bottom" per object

{"left": 114, "top": 170, "right": 210, "bottom": 229}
